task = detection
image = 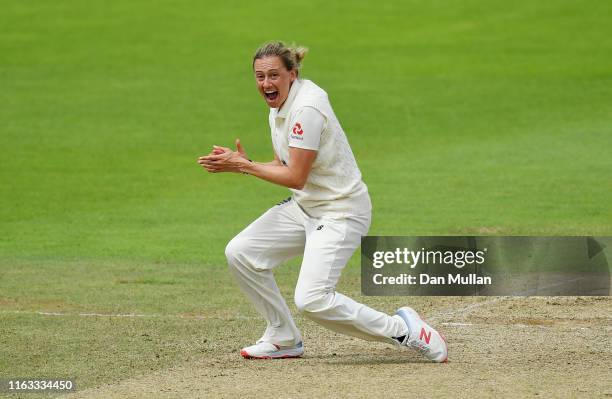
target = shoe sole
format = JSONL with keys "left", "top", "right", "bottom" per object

{"left": 438, "top": 332, "right": 449, "bottom": 363}
{"left": 240, "top": 349, "right": 303, "bottom": 360}
{"left": 240, "top": 343, "right": 304, "bottom": 360}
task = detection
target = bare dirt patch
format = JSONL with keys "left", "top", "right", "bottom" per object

{"left": 64, "top": 296, "right": 612, "bottom": 398}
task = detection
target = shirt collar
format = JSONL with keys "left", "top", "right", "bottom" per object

{"left": 275, "top": 79, "right": 302, "bottom": 119}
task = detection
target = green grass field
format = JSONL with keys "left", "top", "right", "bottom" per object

{"left": 1, "top": 0, "right": 611, "bottom": 396}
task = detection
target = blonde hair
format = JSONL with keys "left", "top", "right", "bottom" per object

{"left": 253, "top": 41, "right": 308, "bottom": 74}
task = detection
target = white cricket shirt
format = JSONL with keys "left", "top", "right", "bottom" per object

{"left": 268, "top": 79, "right": 370, "bottom": 218}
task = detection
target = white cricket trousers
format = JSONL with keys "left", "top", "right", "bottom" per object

{"left": 225, "top": 198, "right": 406, "bottom": 347}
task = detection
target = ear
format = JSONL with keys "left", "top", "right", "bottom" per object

{"left": 290, "top": 69, "right": 297, "bottom": 82}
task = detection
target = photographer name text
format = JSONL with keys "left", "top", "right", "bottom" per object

{"left": 372, "top": 273, "right": 492, "bottom": 285}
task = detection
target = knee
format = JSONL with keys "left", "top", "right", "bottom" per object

{"left": 225, "top": 236, "right": 247, "bottom": 267}
{"left": 294, "top": 290, "right": 332, "bottom": 314}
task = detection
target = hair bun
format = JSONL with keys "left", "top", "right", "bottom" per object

{"left": 292, "top": 46, "right": 309, "bottom": 67}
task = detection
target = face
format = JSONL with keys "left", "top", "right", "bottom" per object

{"left": 254, "top": 56, "right": 297, "bottom": 109}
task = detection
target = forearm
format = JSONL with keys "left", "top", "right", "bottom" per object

{"left": 260, "top": 159, "right": 282, "bottom": 167}
{"left": 200, "top": 147, "right": 314, "bottom": 189}
{"left": 240, "top": 160, "right": 304, "bottom": 190}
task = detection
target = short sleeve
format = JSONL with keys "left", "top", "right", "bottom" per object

{"left": 287, "top": 107, "right": 325, "bottom": 151}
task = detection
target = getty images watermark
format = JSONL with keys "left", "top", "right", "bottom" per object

{"left": 361, "top": 236, "right": 611, "bottom": 296}
{"left": 371, "top": 246, "right": 490, "bottom": 286}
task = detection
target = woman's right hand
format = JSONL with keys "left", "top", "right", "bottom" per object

{"left": 211, "top": 139, "right": 248, "bottom": 159}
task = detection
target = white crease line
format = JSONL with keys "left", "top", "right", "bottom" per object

{"left": 1, "top": 310, "right": 159, "bottom": 318}
{"left": 0, "top": 310, "right": 255, "bottom": 320}
{"left": 427, "top": 276, "right": 599, "bottom": 323}
{"left": 439, "top": 322, "right": 607, "bottom": 330}
{"left": 0, "top": 302, "right": 513, "bottom": 326}
{"left": 512, "top": 276, "right": 591, "bottom": 296}
{"left": 77, "top": 312, "right": 152, "bottom": 317}
{"left": 428, "top": 296, "right": 514, "bottom": 322}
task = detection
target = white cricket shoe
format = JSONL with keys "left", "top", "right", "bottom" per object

{"left": 240, "top": 341, "right": 304, "bottom": 359}
{"left": 395, "top": 307, "right": 448, "bottom": 363}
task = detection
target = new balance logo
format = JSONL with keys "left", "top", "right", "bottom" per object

{"left": 419, "top": 327, "right": 431, "bottom": 344}
{"left": 276, "top": 197, "right": 292, "bottom": 206}
{"left": 316, "top": 225, "right": 324, "bottom": 230}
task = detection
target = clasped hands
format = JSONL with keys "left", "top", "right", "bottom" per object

{"left": 198, "top": 139, "right": 249, "bottom": 173}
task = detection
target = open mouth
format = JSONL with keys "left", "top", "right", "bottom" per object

{"left": 264, "top": 91, "right": 279, "bottom": 101}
